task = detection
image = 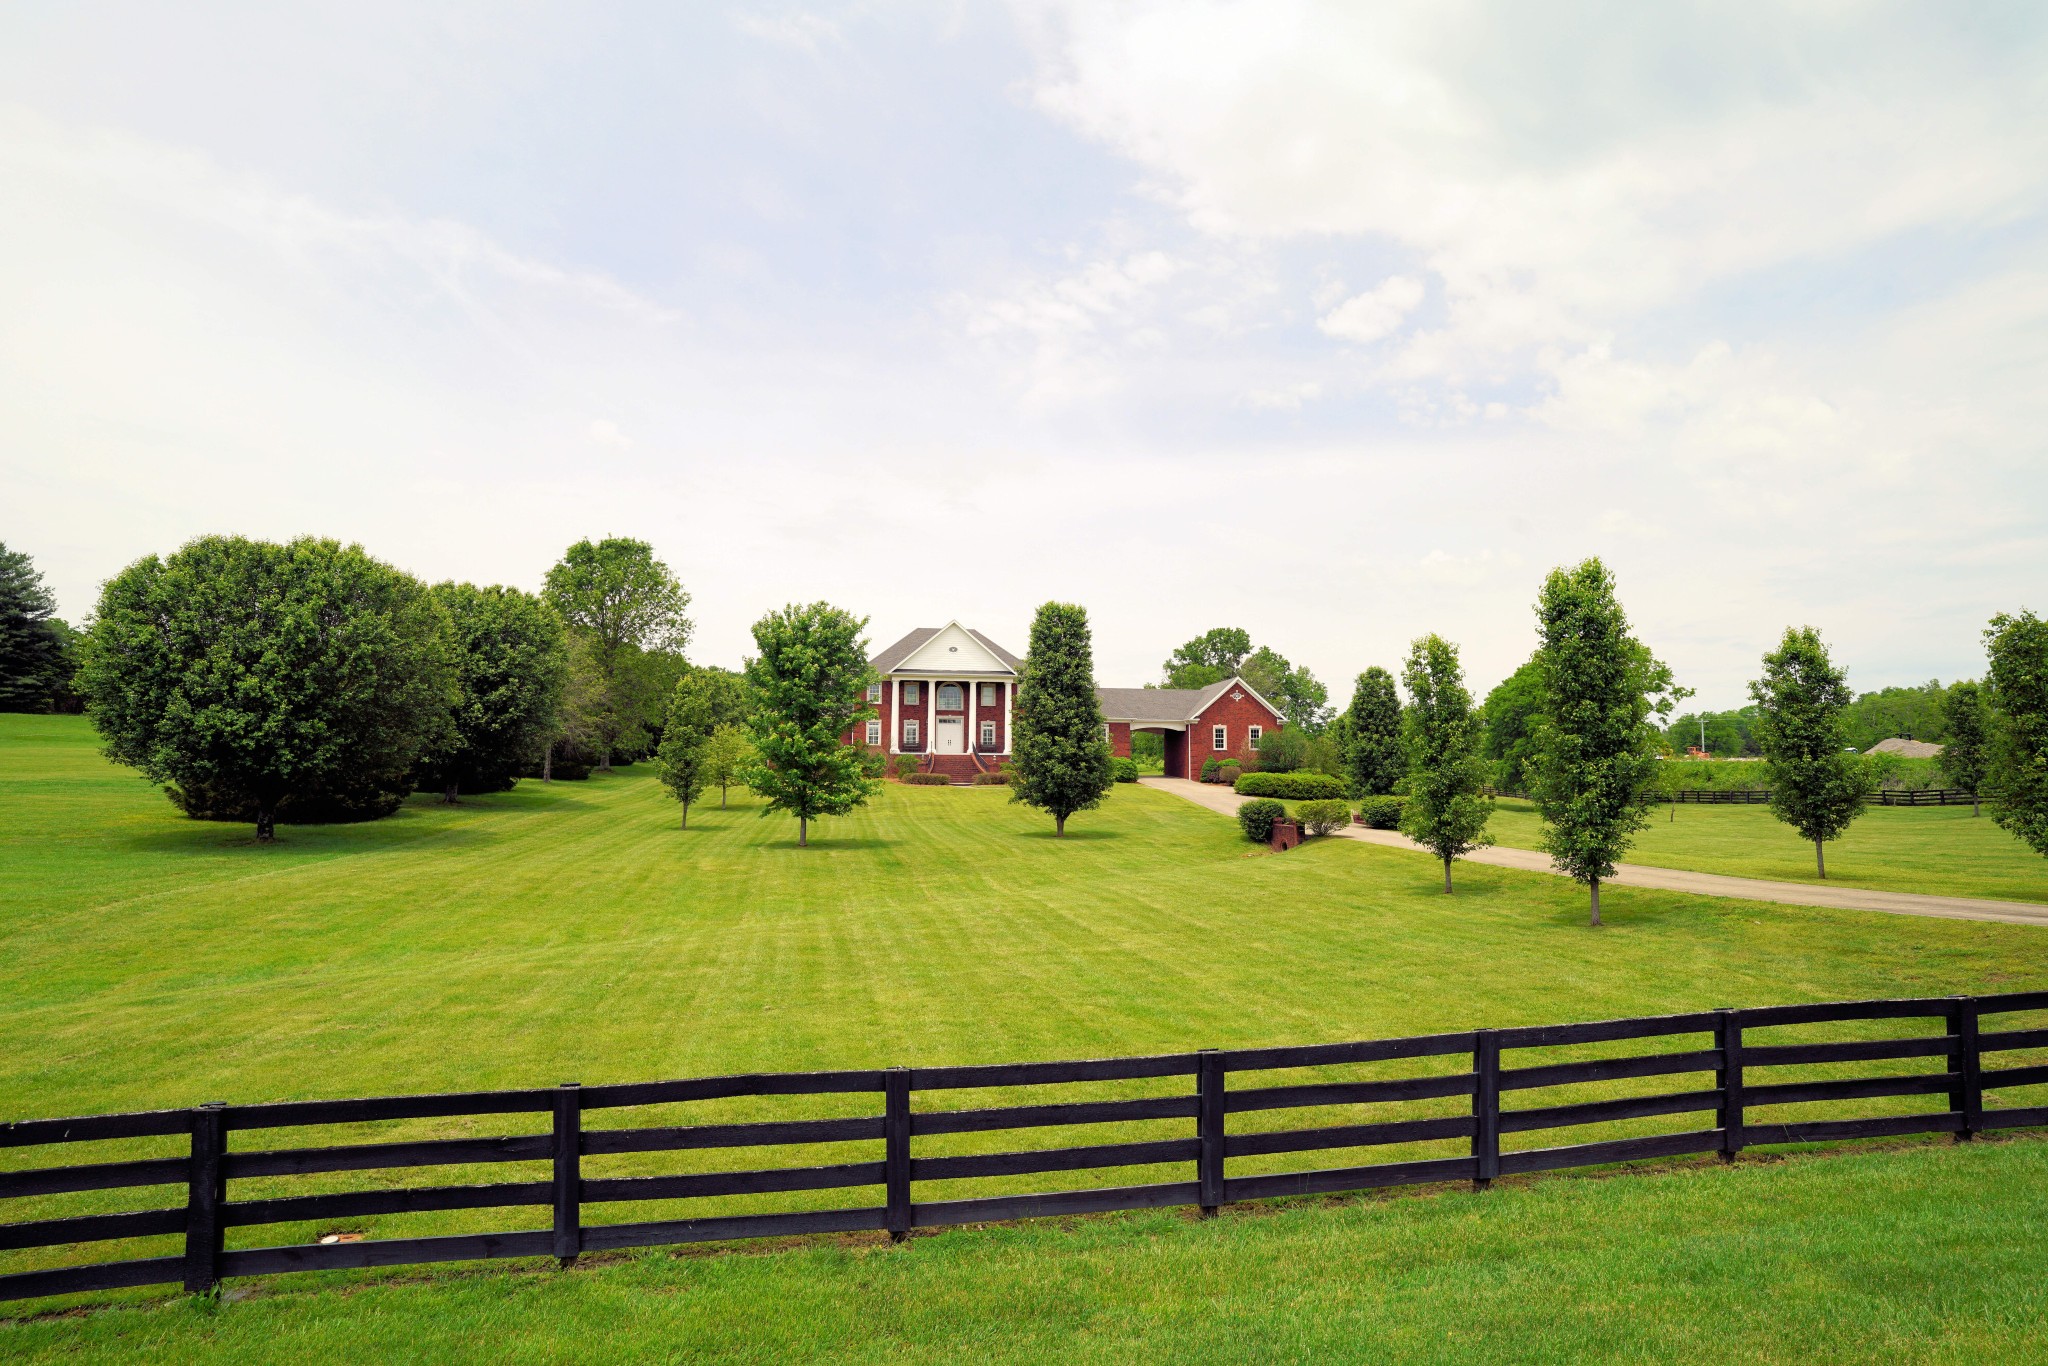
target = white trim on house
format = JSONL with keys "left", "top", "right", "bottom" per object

{"left": 903, "top": 717, "right": 921, "bottom": 747}
{"left": 1249, "top": 724, "right": 1262, "bottom": 750}
{"left": 1212, "top": 725, "right": 1228, "bottom": 751}
{"left": 866, "top": 720, "right": 882, "bottom": 747}
{"left": 897, "top": 622, "right": 1011, "bottom": 676}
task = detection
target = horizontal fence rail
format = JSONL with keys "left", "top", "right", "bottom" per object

{"left": 2, "top": 991, "right": 2045, "bottom": 1305}
{"left": 1661, "top": 788, "right": 1977, "bottom": 806}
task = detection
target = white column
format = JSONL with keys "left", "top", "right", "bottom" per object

{"left": 1003, "top": 681, "right": 1013, "bottom": 754}
{"left": 969, "top": 679, "right": 979, "bottom": 753}
{"left": 887, "top": 679, "right": 898, "bottom": 754}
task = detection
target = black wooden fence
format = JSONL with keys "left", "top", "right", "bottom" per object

{"left": 1663, "top": 788, "right": 1977, "bottom": 806}
{"left": 3, "top": 991, "right": 2044, "bottom": 1306}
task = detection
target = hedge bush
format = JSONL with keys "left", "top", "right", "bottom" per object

{"left": 1296, "top": 799, "right": 1351, "bottom": 836}
{"left": 970, "top": 770, "right": 1011, "bottom": 785}
{"left": 1200, "top": 758, "right": 1223, "bottom": 783}
{"left": 1234, "top": 771, "right": 1346, "bottom": 800}
{"left": 1356, "top": 794, "right": 1405, "bottom": 829}
{"left": 1111, "top": 757, "right": 1139, "bottom": 783}
{"left": 902, "top": 772, "right": 952, "bottom": 785}
{"left": 1237, "top": 797, "right": 1286, "bottom": 843}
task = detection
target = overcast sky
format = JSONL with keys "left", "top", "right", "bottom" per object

{"left": 3, "top": 2, "right": 2042, "bottom": 708}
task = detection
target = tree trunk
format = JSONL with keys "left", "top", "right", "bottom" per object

{"left": 799, "top": 814, "right": 808, "bottom": 848}
{"left": 680, "top": 801, "right": 689, "bottom": 831}
{"left": 443, "top": 782, "right": 459, "bottom": 806}
{"left": 1973, "top": 796, "right": 1980, "bottom": 817}
{"left": 1443, "top": 856, "right": 1453, "bottom": 894}
{"left": 1589, "top": 878, "right": 1601, "bottom": 928}
{"left": 1815, "top": 839, "right": 1826, "bottom": 878}
{"left": 721, "top": 782, "right": 728, "bottom": 810}
{"left": 599, "top": 746, "right": 612, "bottom": 772}
{"left": 1056, "top": 813, "right": 1067, "bottom": 837}
{"left": 255, "top": 803, "right": 276, "bottom": 843}
{"left": 542, "top": 745, "right": 553, "bottom": 783}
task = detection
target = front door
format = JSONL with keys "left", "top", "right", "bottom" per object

{"left": 934, "top": 718, "right": 965, "bottom": 754}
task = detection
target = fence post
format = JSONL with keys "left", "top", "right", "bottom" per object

{"left": 1197, "top": 1049, "right": 1225, "bottom": 1216}
{"left": 885, "top": 1068, "right": 912, "bottom": 1243}
{"left": 1471, "top": 1030, "right": 1499, "bottom": 1190}
{"left": 1717, "top": 1009, "right": 1743, "bottom": 1161}
{"left": 182, "top": 1101, "right": 227, "bottom": 1295}
{"left": 1949, "top": 997, "right": 1981, "bottom": 1141}
{"left": 552, "top": 1083, "right": 581, "bottom": 1265}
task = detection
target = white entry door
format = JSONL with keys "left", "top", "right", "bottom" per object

{"left": 934, "top": 718, "right": 965, "bottom": 754}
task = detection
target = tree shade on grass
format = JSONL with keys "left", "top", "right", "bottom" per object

{"left": 1010, "top": 602, "right": 1115, "bottom": 837}
{"left": 1396, "top": 635, "right": 1492, "bottom": 893}
{"left": 1984, "top": 609, "right": 2048, "bottom": 858}
{"left": 1531, "top": 559, "right": 1679, "bottom": 926}
{"left": 75, "top": 535, "right": 454, "bottom": 840}
{"left": 416, "top": 582, "right": 567, "bottom": 804}
{"left": 742, "top": 602, "right": 878, "bottom": 847}
{"left": 1750, "top": 627, "right": 1874, "bottom": 878}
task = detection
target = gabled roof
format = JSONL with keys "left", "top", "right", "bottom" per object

{"left": 1095, "top": 676, "right": 1281, "bottom": 724}
{"left": 870, "top": 622, "right": 1021, "bottom": 675}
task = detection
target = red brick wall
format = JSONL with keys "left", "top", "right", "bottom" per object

{"left": 1193, "top": 688, "right": 1284, "bottom": 765}
{"left": 1108, "top": 722, "right": 1132, "bottom": 758}
{"left": 846, "top": 676, "right": 1015, "bottom": 755}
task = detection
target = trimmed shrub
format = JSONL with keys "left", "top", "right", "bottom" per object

{"left": 970, "top": 770, "right": 1012, "bottom": 785}
{"left": 1199, "top": 758, "right": 1223, "bottom": 783}
{"left": 1111, "top": 757, "right": 1139, "bottom": 783}
{"left": 1296, "top": 799, "right": 1351, "bottom": 836}
{"left": 902, "top": 771, "right": 952, "bottom": 785}
{"left": 1235, "top": 771, "right": 1346, "bottom": 800}
{"left": 1218, "top": 761, "right": 1242, "bottom": 786}
{"left": 1357, "top": 794, "right": 1405, "bottom": 829}
{"left": 1237, "top": 797, "right": 1286, "bottom": 843}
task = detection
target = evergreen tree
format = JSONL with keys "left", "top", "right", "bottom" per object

{"left": 1396, "top": 635, "right": 1494, "bottom": 893}
{"left": 742, "top": 603, "right": 878, "bottom": 847}
{"left": 655, "top": 670, "right": 722, "bottom": 829}
{"left": 0, "top": 542, "right": 73, "bottom": 712}
{"left": 1941, "top": 680, "right": 1990, "bottom": 817}
{"left": 543, "top": 538, "right": 691, "bottom": 769}
{"left": 1011, "top": 602, "right": 1115, "bottom": 836}
{"left": 77, "top": 536, "right": 454, "bottom": 841}
{"left": 1983, "top": 610, "right": 2048, "bottom": 857}
{"left": 1749, "top": 626, "right": 1874, "bottom": 877}
{"left": 1344, "top": 666, "right": 1403, "bottom": 797}
{"left": 1531, "top": 559, "right": 1677, "bottom": 926}
{"left": 417, "top": 582, "right": 567, "bottom": 802}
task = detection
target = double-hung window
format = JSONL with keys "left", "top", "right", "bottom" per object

{"left": 903, "top": 719, "right": 921, "bottom": 747}
{"left": 866, "top": 683, "right": 882, "bottom": 704}
{"left": 865, "top": 720, "right": 882, "bottom": 746}
{"left": 980, "top": 721, "right": 996, "bottom": 748}
{"left": 902, "top": 681, "right": 921, "bottom": 706}
{"left": 1213, "top": 725, "right": 1228, "bottom": 751}
{"left": 979, "top": 682, "right": 999, "bottom": 707}
{"left": 1248, "top": 725, "right": 1263, "bottom": 750}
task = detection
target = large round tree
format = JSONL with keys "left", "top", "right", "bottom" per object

{"left": 78, "top": 535, "right": 454, "bottom": 840}
{"left": 416, "top": 582, "right": 567, "bottom": 803}
{"left": 1010, "top": 601, "right": 1115, "bottom": 836}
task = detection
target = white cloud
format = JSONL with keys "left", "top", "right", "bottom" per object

{"left": 1317, "top": 275, "right": 1423, "bottom": 344}
{"left": 1245, "top": 381, "right": 1320, "bottom": 410}
{"left": 732, "top": 11, "right": 844, "bottom": 57}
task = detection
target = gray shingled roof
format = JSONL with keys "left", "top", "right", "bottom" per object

{"left": 1095, "top": 680, "right": 1229, "bottom": 723}
{"left": 869, "top": 624, "right": 1021, "bottom": 675}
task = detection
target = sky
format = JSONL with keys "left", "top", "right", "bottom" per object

{"left": 2, "top": 1, "right": 2043, "bottom": 709}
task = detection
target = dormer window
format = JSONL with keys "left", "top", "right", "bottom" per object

{"left": 938, "top": 684, "right": 963, "bottom": 712}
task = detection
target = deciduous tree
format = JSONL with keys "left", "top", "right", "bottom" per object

{"left": 1397, "top": 635, "right": 1493, "bottom": 893}
{"left": 543, "top": 538, "right": 691, "bottom": 770}
{"left": 1479, "top": 656, "right": 1546, "bottom": 794}
{"left": 1941, "top": 680, "right": 1989, "bottom": 817}
{"left": 1983, "top": 610, "right": 2048, "bottom": 857}
{"left": 77, "top": 536, "right": 453, "bottom": 841}
{"left": 702, "top": 724, "right": 753, "bottom": 809}
{"left": 1161, "top": 627, "right": 1251, "bottom": 689}
{"left": 1749, "top": 626, "right": 1874, "bottom": 878}
{"left": 1344, "top": 666, "right": 1403, "bottom": 797}
{"left": 417, "top": 583, "right": 567, "bottom": 803}
{"left": 1012, "top": 602, "right": 1115, "bottom": 836}
{"left": 1530, "top": 559, "right": 1679, "bottom": 926}
{"left": 742, "top": 603, "right": 878, "bottom": 847}
{"left": 655, "top": 669, "right": 724, "bottom": 829}
{"left": 1241, "top": 645, "right": 1333, "bottom": 734}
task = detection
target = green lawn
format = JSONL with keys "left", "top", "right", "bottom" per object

{"left": 4, "top": 1137, "right": 2044, "bottom": 1364}
{"left": 1485, "top": 797, "right": 2048, "bottom": 903}
{"left": 3, "top": 713, "right": 2045, "bottom": 1345}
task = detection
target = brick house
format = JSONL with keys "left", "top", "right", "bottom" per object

{"left": 854, "top": 621, "right": 1286, "bottom": 784}
{"left": 1097, "top": 679, "right": 1286, "bottom": 779}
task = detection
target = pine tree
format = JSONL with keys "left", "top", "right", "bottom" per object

{"left": 1011, "top": 602, "right": 1115, "bottom": 836}
{"left": 1531, "top": 559, "right": 1678, "bottom": 926}
{"left": 742, "top": 603, "right": 878, "bottom": 847}
{"left": 1749, "top": 626, "right": 1874, "bottom": 877}
{"left": 1396, "top": 635, "right": 1493, "bottom": 893}
{"left": 0, "top": 542, "right": 72, "bottom": 712}
{"left": 1983, "top": 610, "right": 2048, "bottom": 857}
{"left": 1941, "top": 680, "right": 1989, "bottom": 817}
{"left": 1344, "top": 666, "right": 1403, "bottom": 797}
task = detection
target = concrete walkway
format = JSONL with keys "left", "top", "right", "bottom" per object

{"left": 1140, "top": 777, "right": 2048, "bottom": 928}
